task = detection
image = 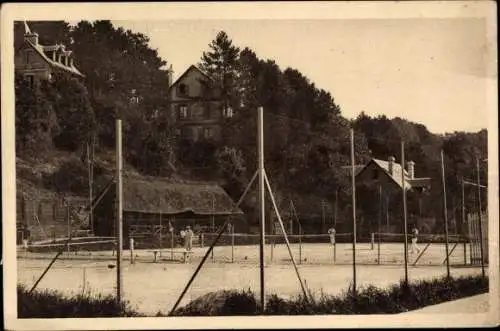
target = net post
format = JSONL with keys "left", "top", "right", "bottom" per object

{"left": 66, "top": 205, "right": 70, "bottom": 255}
{"left": 463, "top": 235, "right": 467, "bottom": 265}
{"left": 231, "top": 223, "right": 235, "bottom": 263}
{"left": 377, "top": 232, "right": 381, "bottom": 265}
{"left": 333, "top": 232, "right": 336, "bottom": 264}
{"left": 299, "top": 226, "right": 302, "bottom": 264}
{"left": 129, "top": 237, "right": 135, "bottom": 264}
{"left": 371, "top": 232, "right": 375, "bottom": 250}
{"left": 170, "top": 227, "right": 174, "bottom": 261}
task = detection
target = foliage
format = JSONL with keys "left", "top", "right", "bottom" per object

{"left": 172, "top": 274, "right": 488, "bottom": 316}
{"left": 15, "top": 74, "right": 59, "bottom": 156}
{"left": 17, "top": 284, "right": 143, "bottom": 318}
{"left": 42, "top": 158, "right": 89, "bottom": 195}
{"left": 45, "top": 72, "right": 96, "bottom": 151}
{"left": 171, "top": 289, "right": 259, "bottom": 316}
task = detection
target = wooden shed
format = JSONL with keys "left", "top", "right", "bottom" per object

{"left": 92, "top": 176, "right": 243, "bottom": 248}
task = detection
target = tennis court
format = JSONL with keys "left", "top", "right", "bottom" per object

{"left": 17, "top": 241, "right": 484, "bottom": 315}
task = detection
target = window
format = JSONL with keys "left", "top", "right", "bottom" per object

{"left": 129, "top": 89, "right": 140, "bottom": 104}
{"left": 178, "top": 83, "right": 189, "bottom": 96}
{"left": 25, "top": 50, "right": 32, "bottom": 65}
{"left": 223, "top": 106, "right": 234, "bottom": 118}
{"left": 372, "top": 169, "right": 379, "bottom": 180}
{"left": 203, "top": 127, "right": 214, "bottom": 139}
{"left": 178, "top": 105, "right": 188, "bottom": 119}
{"left": 25, "top": 74, "right": 35, "bottom": 88}
{"left": 204, "top": 105, "right": 212, "bottom": 119}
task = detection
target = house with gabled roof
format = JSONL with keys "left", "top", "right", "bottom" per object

{"left": 167, "top": 65, "right": 232, "bottom": 142}
{"left": 351, "top": 156, "right": 432, "bottom": 234}
{"left": 14, "top": 21, "right": 84, "bottom": 87}
{"left": 355, "top": 156, "right": 431, "bottom": 193}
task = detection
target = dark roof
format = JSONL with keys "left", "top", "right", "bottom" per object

{"left": 17, "top": 22, "right": 84, "bottom": 77}
{"left": 169, "top": 65, "right": 213, "bottom": 90}
{"left": 121, "top": 176, "right": 243, "bottom": 216}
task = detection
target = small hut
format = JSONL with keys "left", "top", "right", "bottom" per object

{"left": 93, "top": 176, "right": 243, "bottom": 248}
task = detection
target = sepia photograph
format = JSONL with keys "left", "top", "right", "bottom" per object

{"left": 2, "top": 1, "right": 498, "bottom": 329}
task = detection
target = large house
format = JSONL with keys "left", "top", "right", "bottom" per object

{"left": 355, "top": 157, "right": 431, "bottom": 193}
{"left": 354, "top": 156, "right": 432, "bottom": 234}
{"left": 167, "top": 65, "right": 232, "bottom": 142}
{"left": 14, "top": 21, "right": 84, "bottom": 86}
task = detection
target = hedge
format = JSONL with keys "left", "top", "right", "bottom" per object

{"left": 18, "top": 274, "right": 488, "bottom": 317}
{"left": 171, "top": 274, "right": 488, "bottom": 316}
{"left": 17, "top": 284, "right": 143, "bottom": 318}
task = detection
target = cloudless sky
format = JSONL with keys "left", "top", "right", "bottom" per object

{"left": 109, "top": 17, "right": 494, "bottom": 134}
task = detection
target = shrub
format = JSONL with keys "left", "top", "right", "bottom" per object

{"left": 173, "top": 274, "right": 488, "bottom": 316}
{"left": 171, "top": 289, "right": 258, "bottom": 316}
{"left": 17, "top": 284, "right": 142, "bottom": 318}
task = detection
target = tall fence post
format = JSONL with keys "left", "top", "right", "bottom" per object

{"left": 350, "top": 129, "right": 357, "bottom": 295}
{"left": 476, "top": 158, "right": 486, "bottom": 278}
{"left": 441, "top": 150, "right": 451, "bottom": 278}
{"left": 115, "top": 118, "right": 124, "bottom": 304}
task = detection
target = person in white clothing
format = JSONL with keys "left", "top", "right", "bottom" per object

{"left": 328, "top": 227, "right": 336, "bottom": 245}
{"left": 410, "top": 225, "right": 421, "bottom": 254}
{"left": 184, "top": 226, "right": 194, "bottom": 251}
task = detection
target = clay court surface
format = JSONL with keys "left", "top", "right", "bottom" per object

{"left": 17, "top": 243, "right": 484, "bottom": 315}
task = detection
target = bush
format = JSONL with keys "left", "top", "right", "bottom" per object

{"left": 173, "top": 274, "right": 488, "bottom": 316}
{"left": 43, "top": 158, "right": 88, "bottom": 195}
{"left": 17, "top": 284, "right": 142, "bottom": 318}
{"left": 171, "top": 289, "right": 258, "bottom": 316}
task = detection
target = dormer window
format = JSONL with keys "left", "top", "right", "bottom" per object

{"left": 25, "top": 74, "right": 35, "bottom": 88}
{"left": 178, "top": 83, "right": 189, "bottom": 97}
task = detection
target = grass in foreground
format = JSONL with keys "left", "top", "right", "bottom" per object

{"left": 18, "top": 274, "right": 488, "bottom": 317}
{"left": 171, "top": 274, "right": 489, "bottom": 316}
{"left": 17, "top": 284, "right": 144, "bottom": 318}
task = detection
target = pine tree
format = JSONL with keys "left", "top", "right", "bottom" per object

{"left": 200, "top": 31, "right": 240, "bottom": 115}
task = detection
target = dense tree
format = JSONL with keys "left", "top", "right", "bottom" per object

{"left": 45, "top": 72, "right": 96, "bottom": 152}
{"left": 15, "top": 74, "right": 59, "bottom": 157}
{"left": 199, "top": 31, "right": 241, "bottom": 113}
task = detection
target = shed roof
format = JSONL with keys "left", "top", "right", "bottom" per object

{"left": 120, "top": 176, "right": 243, "bottom": 216}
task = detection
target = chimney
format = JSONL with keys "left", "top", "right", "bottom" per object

{"left": 25, "top": 32, "right": 39, "bottom": 45}
{"left": 407, "top": 161, "right": 415, "bottom": 179}
{"left": 167, "top": 64, "right": 173, "bottom": 88}
{"left": 23, "top": 22, "right": 39, "bottom": 45}
{"left": 388, "top": 156, "right": 396, "bottom": 175}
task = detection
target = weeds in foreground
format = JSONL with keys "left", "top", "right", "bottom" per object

{"left": 18, "top": 274, "right": 488, "bottom": 317}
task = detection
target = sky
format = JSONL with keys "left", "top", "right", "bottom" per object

{"left": 109, "top": 17, "right": 495, "bottom": 134}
